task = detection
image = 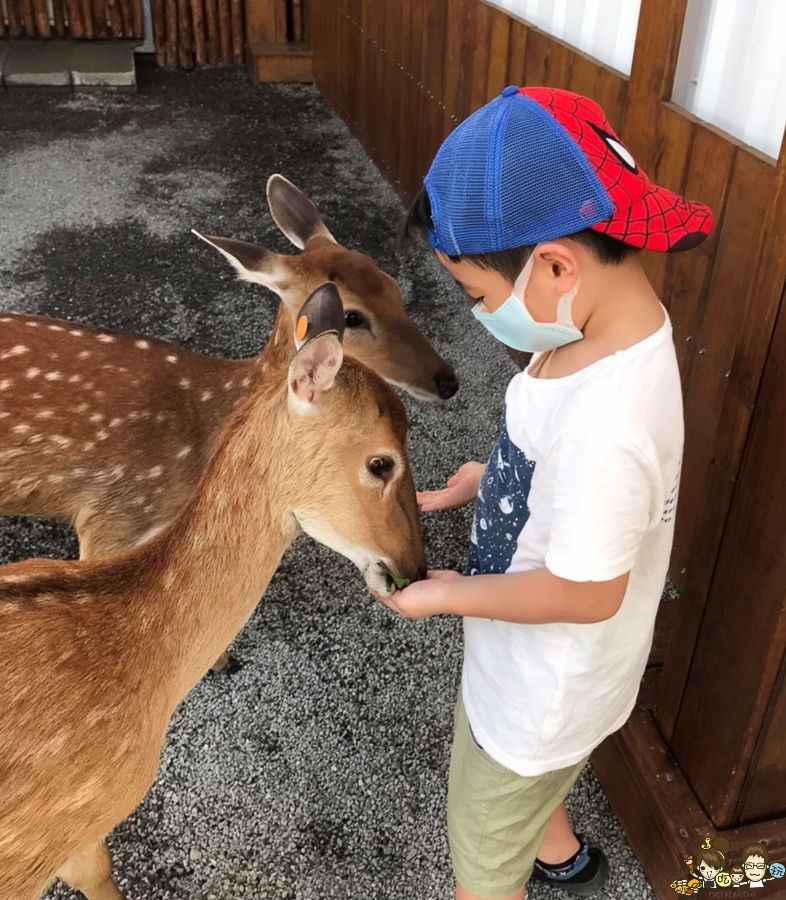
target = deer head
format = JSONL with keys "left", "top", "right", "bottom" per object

{"left": 280, "top": 283, "right": 426, "bottom": 593}
{"left": 194, "top": 174, "right": 459, "bottom": 403}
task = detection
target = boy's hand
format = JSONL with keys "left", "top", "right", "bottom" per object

{"left": 376, "top": 570, "right": 463, "bottom": 618}
{"left": 417, "top": 462, "right": 485, "bottom": 512}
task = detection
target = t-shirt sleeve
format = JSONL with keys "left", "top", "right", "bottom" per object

{"left": 543, "top": 429, "right": 660, "bottom": 582}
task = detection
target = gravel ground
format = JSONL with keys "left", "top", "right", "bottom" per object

{"left": 0, "top": 63, "right": 655, "bottom": 900}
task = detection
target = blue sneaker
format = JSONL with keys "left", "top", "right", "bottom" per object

{"left": 530, "top": 833, "right": 609, "bottom": 896}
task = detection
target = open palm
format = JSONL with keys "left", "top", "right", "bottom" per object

{"left": 417, "top": 462, "right": 485, "bottom": 512}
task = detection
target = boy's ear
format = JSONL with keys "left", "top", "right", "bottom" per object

{"left": 288, "top": 333, "right": 344, "bottom": 412}
{"left": 192, "top": 230, "right": 290, "bottom": 293}
{"left": 267, "top": 174, "right": 337, "bottom": 249}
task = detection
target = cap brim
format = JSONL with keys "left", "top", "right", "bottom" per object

{"left": 592, "top": 182, "right": 713, "bottom": 253}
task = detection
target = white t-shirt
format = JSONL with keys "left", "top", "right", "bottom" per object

{"left": 463, "top": 309, "right": 683, "bottom": 776}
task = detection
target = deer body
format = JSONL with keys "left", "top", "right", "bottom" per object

{"left": 0, "top": 285, "right": 425, "bottom": 899}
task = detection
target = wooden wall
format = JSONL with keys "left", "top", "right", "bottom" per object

{"left": 309, "top": 0, "right": 786, "bottom": 892}
{"left": 1, "top": 0, "right": 143, "bottom": 38}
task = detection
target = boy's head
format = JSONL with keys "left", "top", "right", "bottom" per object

{"left": 406, "top": 87, "right": 712, "bottom": 352}
{"left": 743, "top": 844, "right": 769, "bottom": 884}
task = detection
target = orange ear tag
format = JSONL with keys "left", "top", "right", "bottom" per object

{"left": 296, "top": 315, "right": 309, "bottom": 343}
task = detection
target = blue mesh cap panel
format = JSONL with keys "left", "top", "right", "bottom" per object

{"left": 424, "top": 92, "right": 615, "bottom": 256}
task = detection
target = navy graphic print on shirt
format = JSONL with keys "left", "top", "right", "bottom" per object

{"left": 468, "top": 408, "right": 536, "bottom": 576}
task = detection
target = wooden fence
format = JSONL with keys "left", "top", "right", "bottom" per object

{"left": 1, "top": 0, "right": 143, "bottom": 38}
{"left": 308, "top": 0, "right": 786, "bottom": 894}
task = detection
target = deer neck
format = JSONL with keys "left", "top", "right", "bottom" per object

{"left": 138, "top": 380, "right": 297, "bottom": 700}
{"left": 249, "top": 303, "right": 297, "bottom": 379}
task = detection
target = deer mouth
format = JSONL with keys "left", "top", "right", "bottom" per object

{"left": 363, "top": 561, "right": 396, "bottom": 597}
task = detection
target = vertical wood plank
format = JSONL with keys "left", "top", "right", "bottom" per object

{"left": 92, "top": 0, "right": 108, "bottom": 37}
{"left": 190, "top": 0, "right": 206, "bottom": 64}
{"left": 177, "top": 0, "right": 193, "bottom": 68}
{"left": 32, "top": 0, "right": 51, "bottom": 35}
{"left": 106, "top": 0, "right": 122, "bottom": 36}
{"left": 22, "top": 0, "right": 37, "bottom": 36}
{"left": 52, "top": 0, "right": 67, "bottom": 35}
{"left": 165, "top": 0, "right": 178, "bottom": 64}
{"left": 230, "top": 0, "right": 243, "bottom": 63}
{"left": 151, "top": 0, "right": 167, "bottom": 65}
{"left": 6, "top": 0, "right": 24, "bottom": 36}
{"left": 504, "top": 17, "right": 528, "bottom": 87}
{"left": 131, "top": 0, "right": 142, "bottom": 37}
{"left": 217, "top": 0, "right": 231, "bottom": 64}
{"left": 484, "top": 6, "right": 511, "bottom": 102}
{"left": 80, "top": 0, "right": 94, "bottom": 38}
{"left": 202, "top": 0, "right": 218, "bottom": 63}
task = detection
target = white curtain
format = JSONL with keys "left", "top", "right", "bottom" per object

{"left": 485, "top": 0, "right": 642, "bottom": 76}
{"left": 672, "top": 0, "right": 786, "bottom": 159}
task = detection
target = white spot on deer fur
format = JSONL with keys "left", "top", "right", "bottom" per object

{"left": 26, "top": 367, "right": 40, "bottom": 378}
{"left": 156, "top": 412, "right": 167, "bottom": 423}
{"left": 109, "top": 417, "right": 123, "bottom": 427}
{"left": 35, "top": 410, "right": 54, "bottom": 419}
{"left": 51, "top": 435, "right": 71, "bottom": 448}
{"left": 261, "top": 363, "right": 269, "bottom": 373}
{"left": 0, "top": 448, "right": 24, "bottom": 459}
{"left": 47, "top": 474, "right": 64, "bottom": 483}
{"left": 49, "top": 352, "right": 59, "bottom": 360}
{"left": 148, "top": 465, "right": 163, "bottom": 478}
{"left": 70, "top": 329, "right": 83, "bottom": 337}
{"left": 96, "top": 430, "right": 109, "bottom": 440}
{"left": 179, "top": 378, "right": 191, "bottom": 389}
{"left": 78, "top": 350, "right": 91, "bottom": 359}
{"left": 111, "top": 465, "right": 125, "bottom": 477}
{"left": 0, "top": 411, "right": 8, "bottom": 419}
{"left": 177, "top": 445, "right": 192, "bottom": 458}
{"left": 89, "top": 414, "right": 104, "bottom": 423}
{"left": 25, "top": 321, "right": 38, "bottom": 327}
{"left": 48, "top": 324, "right": 64, "bottom": 332}
{"left": 83, "top": 441, "right": 95, "bottom": 451}
{"left": 166, "top": 355, "right": 178, "bottom": 363}
{"left": 241, "top": 377, "right": 251, "bottom": 387}
{"left": 132, "top": 496, "right": 146, "bottom": 506}
{"left": 200, "top": 390, "right": 213, "bottom": 402}
{"left": 0, "top": 345, "right": 28, "bottom": 360}
{"left": 75, "top": 403, "right": 89, "bottom": 413}
{"left": 97, "top": 334, "right": 115, "bottom": 343}
{"left": 224, "top": 381, "right": 234, "bottom": 390}
{"left": 68, "top": 374, "right": 82, "bottom": 384}
{"left": 135, "top": 340, "right": 150, "bottom": 349}
{"left": 44, "top": 371, "right": 62, "bottom": 381}
{"left": 0, "top": 379, "right": 11, "bottom": 391}
{"left": 28, "top": 434, "right": 44, "bottom": 443}
{"left": 32, "top": 392, "right": 43, "bottom": 399}
{"left": 12, "top": 424, "right": 30, "bottom": 434}
{"left": 0, "top": 317, "right": 11, "bottom": 323}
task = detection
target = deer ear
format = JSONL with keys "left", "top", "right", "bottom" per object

{"left": 192, "top": 230, "right": 289, "bottom": 292}
{"left": 267, "top": 175, "right": 337, "bottom": 249}
{"left": 288, "top": 333, "right": 344, "bottom": 412}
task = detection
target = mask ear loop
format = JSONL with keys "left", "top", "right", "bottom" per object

{"left": 512, "top": 246, "right": 581, "bottom": 332}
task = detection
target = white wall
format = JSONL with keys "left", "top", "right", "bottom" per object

{"left": 672, "top": 0, "right": 786, "bottom": 159}
{"left": 486, "top": 0, "right": 642, "bottom": 76}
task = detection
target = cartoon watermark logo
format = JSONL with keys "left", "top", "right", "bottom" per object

{"left": 668, "top": 837, "right": 784, "bottom": 894}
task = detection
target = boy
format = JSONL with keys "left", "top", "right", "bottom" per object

{"left": 383, "top": 87, "right": 712, "bottom": 899}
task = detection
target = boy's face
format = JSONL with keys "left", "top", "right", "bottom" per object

{"left": 436, "top": 252, "right": 518, "bottom": 313}
{"left": 435, "top": 243, "right": 579, "bottom": 323}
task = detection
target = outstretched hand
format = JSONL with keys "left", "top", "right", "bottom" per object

{"left": 376, "top": 570, "right": 463, "bottom": 619}
{"left": 417, "top": 462, "right": 484, "bottom": 512}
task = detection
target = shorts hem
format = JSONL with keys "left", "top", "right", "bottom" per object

{"left": 454, "top": 866, "right": 527, "bottom": 899}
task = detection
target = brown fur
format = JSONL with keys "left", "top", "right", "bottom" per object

{"left": 0, "top": 340, "right": 425, "bottom": 899}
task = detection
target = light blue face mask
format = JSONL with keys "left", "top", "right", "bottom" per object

{"left": 471, "top": 248, "right": 583, "bottom": 353}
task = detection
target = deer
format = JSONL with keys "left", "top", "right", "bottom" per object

{"left": 0, "top": 175, "right": 454, "bottom": 669}
{"left": 0, "top": 282, "right": 426, "bottom": 900}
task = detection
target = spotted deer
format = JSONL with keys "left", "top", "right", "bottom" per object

{"left": 0, "top": 283, "right": 426, "bottom": 900}
{"left": 0, "top": 175, "right": 452, "bottom": 654}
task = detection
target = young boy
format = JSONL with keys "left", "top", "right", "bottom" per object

{"left": 383, "top": 87, "right": 712, "bottom": 899}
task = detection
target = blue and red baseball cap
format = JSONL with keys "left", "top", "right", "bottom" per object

{"left": 424, "top": 86, "right": 712, "bottom": 255}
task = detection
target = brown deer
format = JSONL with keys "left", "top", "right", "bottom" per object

{"left": 0, "top": 283, "right": 426, "bottom": 900}
{"left": 0, "top": 175, "right": 452, "bottom": 667}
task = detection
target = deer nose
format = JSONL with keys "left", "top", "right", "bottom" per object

{"left": 435, "top": 371, "right": 459, "bottom": 399}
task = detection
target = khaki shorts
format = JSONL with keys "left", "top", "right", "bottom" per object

{"left": 448, "top": 694, "right": 587, "bottom": 899}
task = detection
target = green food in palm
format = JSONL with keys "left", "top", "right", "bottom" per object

{"left": 378, "top": 562, "right": 411, "bottom": 591}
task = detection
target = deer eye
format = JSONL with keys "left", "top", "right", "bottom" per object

{"left": 368, "top": 456, "right": 394, "bottom": 479}
{"left": 345, "top": 310, "right": 365, "bottom": 328}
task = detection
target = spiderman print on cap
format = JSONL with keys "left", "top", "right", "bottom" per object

{"left": 520, "top": 87, "right": 712, "bottom": 252}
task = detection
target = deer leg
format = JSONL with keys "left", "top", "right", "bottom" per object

{"left": 57, "top": 838, "right": 125, "bottom": 900}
